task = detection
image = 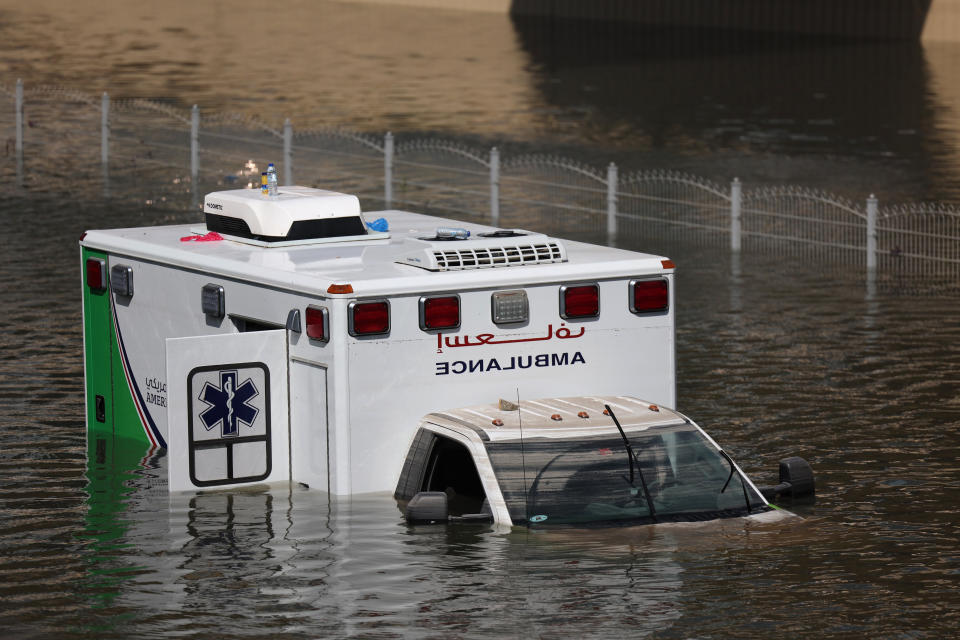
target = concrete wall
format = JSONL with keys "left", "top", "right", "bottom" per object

{"left": 336, "top": 0, "right": 509, "bottom": 12}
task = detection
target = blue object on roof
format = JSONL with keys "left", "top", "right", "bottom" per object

{"left": 366, "top": 217, "right": 389, "bottom": 232}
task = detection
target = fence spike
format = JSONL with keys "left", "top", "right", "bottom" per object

{"left": 15, "top": 79, "right": 23, "bottom": 187}
{"left": 731, "top": 177, "right": 742, "bottom": 253}
{"left": 607, "top": 162, "right": 618, "bottom": 244}
{"left": 283, "top": 118, "right": 293, "bottom": 186}
{"left": 384, "top": 131, "right": 394, "bottom": 209}
{"left": 190, "top": 104, "right": 199, "bottom": 183}
{"left": 15, "top": 79, "right": 23, "bottom": 154}
{"left": 867, "top": 194, "right": 878, "bottom": 271}
{"left": 490, "top": 147, "right": 500, "bottom": 227}
{"left": 101, "top": 92, "right": 109, "bottom": 166}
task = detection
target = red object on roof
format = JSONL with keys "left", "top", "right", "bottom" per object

{"left": 180, "top": 231, "right": 224, "bottom": 242}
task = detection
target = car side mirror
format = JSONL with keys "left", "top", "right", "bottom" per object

{"left": 759, "top": 456, "right": 815, "bottom": 502}
{"left": 405, "top": 491, "right": 449, "bottom": 524}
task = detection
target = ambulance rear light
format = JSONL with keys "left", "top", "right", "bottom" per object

{"left": 560, "top": 283, "right": 599, "bottom": 319}
{"left": 86, "top": 258, "right": 106, "bottom": 291}
{"left": 419, "top": 295, "right": 460, "bottom": 331}
{"left": 348, "top": 300, "right": 390, "bottom": 336}
{"left": 305, "top": 306, "right": 329, "bottom": 342}
{"left": 630, "top": 279, "right": 669, "bottom": 313}
{"left": 110, "top": 264, "right": 133, "bottom": 297}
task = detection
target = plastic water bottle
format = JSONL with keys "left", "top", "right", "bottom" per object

{"left": 261, "top": 172, "right": 268, "bottom": 196}
{"left": 436, "top": 227, "right": 470, "bottom": 239}
{"left": 267, "top": 163, "right": 278, "bottom": 197}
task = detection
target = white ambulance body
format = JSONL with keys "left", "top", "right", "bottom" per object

{"left": 81, "top": 186, "right": 810, "bottom": 528}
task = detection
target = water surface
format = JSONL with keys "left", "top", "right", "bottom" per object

{"left": 1, "top": 2, "right": 959, "bottom": 637}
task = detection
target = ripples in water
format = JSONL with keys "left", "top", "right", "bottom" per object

{"left": 1, "top": 139, "right": 959, "bottom": 639}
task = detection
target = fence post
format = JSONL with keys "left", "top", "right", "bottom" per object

{"left": 384, "top": 131, "right": 394, "bottom": 209}
{"left": 15, "top": 79, "right": 23, "bottom": 154}
{"left": 15, "top": 79, "right": 23, "bottom": 187}
{"left": 866, "top": 194, "right": 878, "bottom": 271}
{"left": 190, "top": 104, "right": 199, "bottom": 183}
{"left": 101, "top": 92, "right": 109, "bottom": 166}
{"left": 283, "top": 118, "right": 293, "bottom": 186}
{"left": 606, "top": 162, "right": 618, "bottom": 244}
{"left": 490, "top": 146, "right": 500, "bottom": 227}
{"left": 730, "top": 177, "right": 742, "bottom": 252}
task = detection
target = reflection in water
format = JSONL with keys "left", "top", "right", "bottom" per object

{"left": 81, "top": 448, "right": 690, "bottom": 638}
{"left": 511, "top": 16, "right": 959, "bottom": 200}
{"left": 729, "top": 251, "right": 742, "bottom": 315}
{"left": 0, "top": 0, "right": 539, "bottom": 137}
{"left": 2, "top": 1, "right": 960, "bottom": 200}
{"left": 84, "top": 449, "right": 693, "bottom": 638}
{"left": 921, "top": 41, "right": 960, "bottom": 200}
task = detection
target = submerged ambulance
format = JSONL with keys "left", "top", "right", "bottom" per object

{"left": 80, "top": 186, "right": 813, "bottom": 527}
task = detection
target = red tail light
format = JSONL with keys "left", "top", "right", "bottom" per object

{"left": 305, "top": 306, "right": 329, "bottom": 341}
{"left": 349, "top": 300, "right": 390, "bottom": 336}
{"left": 86, "top": 258, "right": 106, "bottom": 291}
{"left": 630, "top": 279, "right": 668, "bottom": 313}
{"left": 419, "top": 295, "right": 460, "bottom": 330}
{"left": 560, "top": 284, "right": 599, "bottom": 319}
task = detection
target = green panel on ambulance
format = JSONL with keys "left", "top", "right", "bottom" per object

{"left": 82, "top": 247, "right": 152, "bottom": 448}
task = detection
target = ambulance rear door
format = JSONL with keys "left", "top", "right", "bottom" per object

{"left": 165, "top": 330, "right": 290, "bottom": 492}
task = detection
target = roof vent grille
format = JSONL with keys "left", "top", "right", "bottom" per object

{"left": 432, "top": 241, "right": 565, "bottom": 271}
{"left": 395, "top": 233, "right": 568, "bottom": 271}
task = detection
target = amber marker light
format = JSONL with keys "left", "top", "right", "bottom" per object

{"left": 327, "top": 284, "right": 354, "bottom": 294}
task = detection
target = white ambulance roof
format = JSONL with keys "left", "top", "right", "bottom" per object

{"left": 427, "top": 395, "right": 688, "bottom": 442}
{"left": 81, "top": 209, "right": 672, "bottom": 297}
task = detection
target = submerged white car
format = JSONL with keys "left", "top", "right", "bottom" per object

{"left": 398, "top": 396, "right": 814, "bottom": 528}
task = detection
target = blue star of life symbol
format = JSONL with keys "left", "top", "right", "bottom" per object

{"left": 197, "top": 370, "right": 260, "bottom": 438}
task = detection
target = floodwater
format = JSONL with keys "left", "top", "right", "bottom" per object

{"left": 3, "top": 0, "right": 960, "bottom": 201}
{"left": 1, "top": 1, "right": 960, "bottom": 638}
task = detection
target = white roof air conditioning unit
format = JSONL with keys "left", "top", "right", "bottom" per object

{"left": 203, "top": 186, "right": 384, "bottom": 245}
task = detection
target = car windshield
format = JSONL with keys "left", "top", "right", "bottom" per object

{"left": 485, "top": 423, "right": 768, "bottom": 526}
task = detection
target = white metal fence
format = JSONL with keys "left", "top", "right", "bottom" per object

{"left": 4, "top": 79, "right": 959, "bottom": 293}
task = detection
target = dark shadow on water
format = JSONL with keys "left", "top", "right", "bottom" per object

{"left": 509, "top": 14, "right": 957, "bottom": 201}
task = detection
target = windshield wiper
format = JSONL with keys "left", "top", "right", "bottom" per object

{"left": 525, "top": 451, "right": 566, "bottom": 519}
{"left": 719, "top": 449, "right": 752, "bottom": 514}
{"left": 605, "top": 404, "right": 657, "bottom": 522}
